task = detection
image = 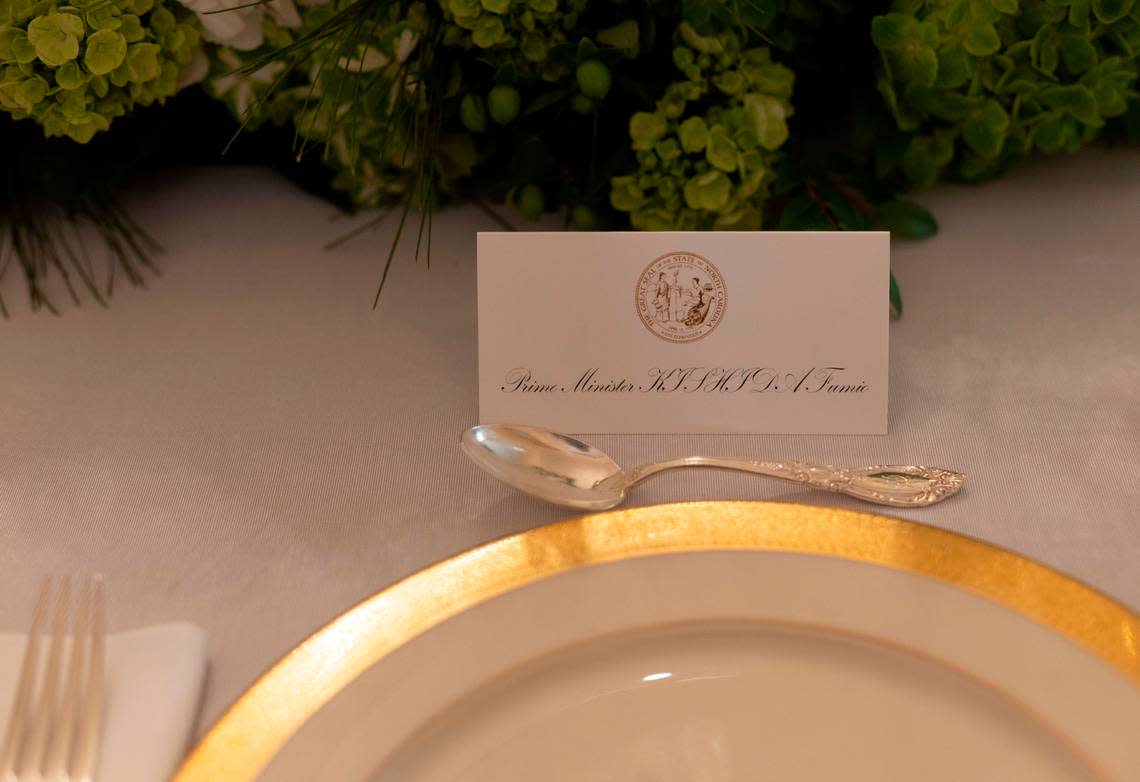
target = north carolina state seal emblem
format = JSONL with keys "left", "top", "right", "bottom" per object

{"left": 635, "top": 251, "right": 726, "bottom": 343}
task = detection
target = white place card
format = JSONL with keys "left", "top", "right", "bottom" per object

{"left": 477, "top": 231, "right": 889, "bottom": 434}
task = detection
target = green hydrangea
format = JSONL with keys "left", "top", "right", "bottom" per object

{"left": 437, "top": 0, "right": 589, "bottom": 78}
{"left": 872, "top": 0, "right": 1139, "bottom": 186}
{"left": 609, "top": 22, "right": 794, "bottom": 230}
{"left": 0, "top": 0, "right": 201, "bottom": 142}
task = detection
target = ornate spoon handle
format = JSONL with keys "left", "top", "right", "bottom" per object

{"left": 612, "top": 457, "right": 965, "bottom": 508}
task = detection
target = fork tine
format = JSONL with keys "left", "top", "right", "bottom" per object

{"left": 19, "top": 576, "right": 71, "bottom": 778}
{"left": 43, "top": 578, "right": 91, "bottom": 780}
{"left": 0, "top": 578, "right": 51, "bottom": 779}
{"left": 71, "top": 575, "right": 105, "bottom": 782}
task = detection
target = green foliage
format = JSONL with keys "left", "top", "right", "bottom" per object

{"left": 872, "top": 0, "right": 1140, "bottom": 186}
{"left": 609, "top": 23, "right": 795, "bottom": 229}
{"left": 7, "top": 0, "right": 1140, "bottom": 313}
{"left": 197, "top": 0, "right": 1137, "bottom": 238}
{"left": 437, "top": 0, "right": 589, "bottom": 78}
{"left": 0, "top": 0, "right": 200, "bottom": 142}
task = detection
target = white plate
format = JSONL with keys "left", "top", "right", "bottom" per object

{"left": 176, "top": 503, "right": 1140, "bottom": 782}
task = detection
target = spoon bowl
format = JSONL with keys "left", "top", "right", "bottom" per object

{"left": 461, "top": 425, "right": 627, "bottom": 510}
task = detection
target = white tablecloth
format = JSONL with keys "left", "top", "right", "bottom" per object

{"left": 1, "top": 148, "right": 1137, "bottom": 736}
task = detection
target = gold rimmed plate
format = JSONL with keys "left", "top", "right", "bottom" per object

{"left": 176, "top": 502, "right": 1140, "bottom": 782}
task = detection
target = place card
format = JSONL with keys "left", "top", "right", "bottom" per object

{"left": 477, "top": 231, "right": 889, "bottom": 434}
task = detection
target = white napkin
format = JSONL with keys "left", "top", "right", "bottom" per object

{"left": 0, "top": 623, "right": 208, "bottom": 782}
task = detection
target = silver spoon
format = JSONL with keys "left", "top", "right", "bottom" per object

{"left": 462, "top": 424, "right": 964, "bottom": 511}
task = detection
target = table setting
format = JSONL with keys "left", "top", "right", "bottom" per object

{"left": 2, "top": 0, "right": 1139, "bottom": 778}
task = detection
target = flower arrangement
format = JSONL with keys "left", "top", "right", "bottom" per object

{"left": 1, "top": 0, "right": 1137, "bottom": 314}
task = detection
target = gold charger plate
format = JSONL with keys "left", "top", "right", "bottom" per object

{"left": 175, "top": 502, "right": 1140, "bottom": 782}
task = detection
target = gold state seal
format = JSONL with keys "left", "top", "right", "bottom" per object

{"left": 635, "top": 251, "right": 726, "bottom": 343}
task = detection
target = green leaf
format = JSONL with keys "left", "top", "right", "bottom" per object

{"left": 714, "top": 69, "right": 744, "bottom": 95}
{"left": 1002, "top": 78, "right": 1038, "bottom": 98}
{"left": 519, "top": 32, "right": 546, "bottom": 62}
{"left": 1058, "top": 33, "right": 1097, "bottom": 73}
{"left": 966, "top": 0, "right": 1001, "bottom": 24}
{"left": 117, "top": 14, "right": 143, "bottom": 42}
{"left": 678, "top": 115, "right": 708, "bottom": 152}
{"left": 629, "top": 111, "right": 667, "bottom": 150}
{"left": 705, "top": 127, "right": 738, "bottom": 172}
{"left": 1089, "top": 79, "right": 1127, "bottom": 117}
{"left": 54, "top": 11, "right": 83, "bottom": 37}
{"left": 62, "top": 111, "right": 107, "bottom": 142}
{"left": 1040, "top": 84, "right": 1102, "bottom": 125}
{"left": 743, "top": 92, "right": 789, "bottom": 150}
{"left": 739, "top": 49, "right": 794, "bottom": 96}
{"left": 1091, "top": 0, "right": 1134, "bottom": 23}
{"left": 88, "top": 71, "right": 106, "bottom": 96}
{"left": 895, "top": 43, "right": 939, "bottom": 87}
{"left": 964, "top": 23, "right": 1002, "bottom": 56}
{"left": 609, "top": 175, "right": 644, "bottom": 212}
{"left": 480, "top": 0, "right": 508, "bottom": 12}
{"left": 596, "top": 20, "right": 637, "bottom": 51}
{"left": 26, "top": 11, "right": 82, "bottom": 66}
{"left": 1031, "top": 25, "right": 1059, "bottom": 74}
{"left": 877, "top": 198, "right": 938, "bottom": 239}
{"left": 871, "top": 13, "right": 919, "bottom": 50}
{"left": 962, "top": 99, "right": 1010, "bottom": 157}
{"left": 1032, "top": 112, "right": 1067, "bottom": 151}
{"left": 12, "top": 74, "right": 46, "bottom": 108}
{"left": 472, "top": 15, "right": 504, "bottom": 48}
{"left": 889, "top": 273, "right": 903, "bottom": 319}
{"left": 936, "top": 45, "right": 972, "bottom": 88}
{"left": 449, "top": 0, "right": 478, "bottom": 18}
{"left": 991, "top": 0, "right": 1018, "bottom": 12}
{"left": 459, "top": 93, "right": 486, "bottom": 132}
{"left": 655, "top": 137, "right": 681, "bottom": 162}
{"left": 85, "top": 3, "right": 120, "bottom": 30}
{"left": 576, "top": 37, "right": 597, "bottom": 60}
{"left": 126, "top": 41, "right": 160, "bottom": 82}
{"left": 1068, "top": 0, "right": 1091, "bottom": 27}
{"left": 0, "top": 27, "right": 36, "bottom": 63}
{"left": 910, "top": 88, "right": 982, "bottom": 120}
{"left": 58, "top": 85, "right": 86, "bottom": 117}
{"left": 84, "top": 28, "right": 125, "bottom": 75}
{"left": 109, "top": 59, "right": 129, "bottom": 86}
{"left": 55, "top": 58, "right": 85, "bottom": 87}
{"left": 1004, "top": 39, "right": 1031, "bottom": 61}
{"left": 677, "top": 21, "right": 724, "bottom": 54}
{"left": 876, "top": 78, "right": 922, "bottom": 131}
{"left": 0, "top": 27, "right": 17, "bottom": 58}
{"left": 683, "top": 170, "right": 732, "bottom": 211}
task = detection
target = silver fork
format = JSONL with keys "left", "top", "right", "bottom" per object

{"left": 0, "top": 576, "right": 106, "bottom": 782}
